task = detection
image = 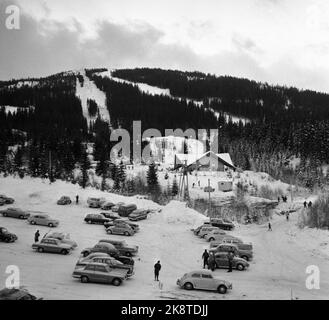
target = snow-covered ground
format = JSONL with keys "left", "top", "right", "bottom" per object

{"left": 75, "top": 70, "right": 110, "bottom": 127}
{"left": 1, "top": 176, "right": 329, "bottom": 300}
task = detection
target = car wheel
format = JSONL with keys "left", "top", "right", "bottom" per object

{"left": 184, "top": 282, "right": 194, "bottom": 290}
{"left": 125, "top": 252, "right": 132, "bottom": 257}
{"left": 242, "top": 256, "right": 249, "bottom": 261}
{"left": 48, "top": 223, "right": 53, "bottom": 227}
{"left": 19, "top": 215, "right": 24, "bottom": 219}
{"left": 107, "top": 229, "right": 112, "bottom": 234}
{"left": 61, "top": 249, "right": 68, "bottom": 255}
{"left": 31, "top": 221, "right": 36, "bottom": 225}
{"left": 87, "top": 220, "right": 92, "bottom": 224}
{"left": 217, "top": 285, "right": 227, "bottom": 294}
{"left": 5, "top": 238, "right": 11, "bottom": 243}
{"left": 112, "top": 278, "right": 122, "bottom": 286}
{"left": 2, "top": 212, "right": 7, "bottom": 217}
{"left": 124, "top": 232, "right": 130, "bottom": 236}
{"left": 237, "top": 264, "right": 245, "bottom": 271}
{"left": 81, "top": 276, "right": 89, "bottom": 283}
{"left": 209, "top": 237, "right": 215, "bottom": 242}
{"left": 82, "top": 251, "right": 89, "bottom": 257}
{"left": 38, "top": 247, "right": 44, "bottom": 253}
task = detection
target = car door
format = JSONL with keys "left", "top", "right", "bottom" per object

{"left": 84, "top": 265, "right": 96, "bottom": 281}
{"left": 94, "top": 265, "right": 110, "bottom": 283}
{"left": 215, "top": 253, "right": 229, "bottom": 268}
{"left": 37, "top": 216, "right": 46, "bottom": 226}
{"left": 190, "top": 273, "right": 202, "bottom": 289}
{"left": 200, "top": 273, "right": 216, "bottom": 290}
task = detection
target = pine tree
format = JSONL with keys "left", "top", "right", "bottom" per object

{"left": 117, "top": 161, "right": 127, "bottom": 190}
{"left": 172, "top": 176, "right": 179, "bottom": 196}
{"left": 79, "top": 148, "right": 91, "bottom": 189}
{"left": 147, "top": 162, "right": 159, "bottom": 193}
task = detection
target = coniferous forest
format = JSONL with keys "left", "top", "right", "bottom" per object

{"left": 1, "top": 67, "right": 329, "bottom": 192}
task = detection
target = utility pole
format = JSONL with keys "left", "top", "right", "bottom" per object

{"left": 208, "top": 179, "right": 211, "bottom": 214}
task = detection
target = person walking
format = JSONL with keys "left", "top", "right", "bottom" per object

{"left": 154, "top": 261, "right": 161, "bottom": 281}
{"left": 308, "top": 201, "right": 312, "bottom": 208}
{"left": 286, "top": 212, "right": 289, "bottom": 221}
{"left": 202, "top": 249, "right": 209, "bottom": 269}
{"left": 76, "top": 195, "right": 79, "bottom": 204}
{"left": 227, "top": 251, "right": 234, "bottom": 272}
{"left": 34, "top": 230, "right": 40, "bottom": 243}
{"left": 303, "top": 201, "right": 307, "bottom": 208}
{"left": 268, "top": 222, "right": 272, "bottom": 231}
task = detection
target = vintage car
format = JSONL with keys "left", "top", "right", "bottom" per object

{"left": 210, "top": 243, "right": 253, "bottom": 261}
{"left": 106, "top": 224, "right": 135, "bottom": 236}
{"left": 198, "top": 226, "right": 220, "bottom": 238}
{"left": 0, "top": 288, "right": 40, "bottom": 300}
{"left": 98, "top": 239, "right": 138, "bottom": 256}
{"left": 213, "top": 252, "right": 249, "bottom": 271}
{"left": 128, "top": 209, "right": 148, "bottom": 221}
{"left": 204, "top": 229, "right": 227, "bottom": 242}
{"left": 32, "top": 238, "right": 72, "bottom": 255}
{"left": 84, "top": 213, "right": 111, "bottom": 225}
{"left": 81, "top": 242, "right": 119, "bottom": 258}
{"left": 111, "top": 202, "right": 125, "bottom": 213}
{"left": 210, "top": 218, "right": 235, "bottom": 231}
{"left": 72, "top": 262, "right": 128, "bottom": 285}
{"left": 75, "top": 256, "right": 134, "bottom": 277}
{"left": 0, "top": 195, "right": 15, "bottom": 204}
{"left": 0, "top": 227, "right": 17, "bottom": 243}
{"left": 0, "top": 207, "right": 30, "bottom": 219}
{"left": 100, "top": 202, "right": 115, "bottom": 210}
{"left": 87, "top": 197, "right": 106, "bottom": 208}
{"left": 118, "top": 204, "right": 137, "bottom": 217}
{"left": 27, "top": 214, "right": 59, "bottom": 227}
{"left": 101, "top": 211, "right": 121, "bottom": 220}
{"left": 57, "top": 196, "right": 72, "bottom": 205}
{"left": 176, "top": 270, "right": 232, "bottom": 294}
{"left": 44, "top": 232, "right": 77, "bottom": 249}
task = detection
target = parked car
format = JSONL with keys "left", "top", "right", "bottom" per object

{"left": 210, "top": 243, "right": 253, "bottom": 261}
{"left": 101, "top": 202, "right": 115, "bottom": 210}
{"left": 0, "top": 227, "right": 17, "bottom": 243}
{"left": 72, "top": 262, "right": 128, "bottom": 285}
{"left": 210, "top": 218, "right": 235, "bottom": 231}
{"left": 76, "top": 256, "right": 134, "bottom": 277}
{"left": 204, "top": 229, "right": 227, "bottom": 242}
{"left": 0, "top": 198, "right": 5, "bottom": 206}
{"left": 106, "top": 224, "right": 135, "bottom": 236}
{"left": 44, "top": 232, "right": 77, "bottom": 249}
{"left": 198, "top": 226, "right": 220, "bottom": 238}
{"left": 0, "top": 195, "right": 15, "bottom": 204}
{"left": 213, "top": 252, "right": 249, "bottom": 271}
{"left": 57, "top": 196, "right": 72, "bottom": 205}
{"left": 98, "top": 239, "right": 138, "bottom": 256}
{"left": 111, "top": 202, "right": 125, "bottom": 213}
{"left": 176, "top": 270, "right": 232, "bottom": 294}
{"left": 84, "top": 213, "right": 111, "bottom": 225}
{"left": 101, "top": 211, "right": 120, "bottom": 219}
{"left": 128, "top": 209, "right": 148, "bottom": 221}
{"left": 87, "top": 197, "right": 106, "bottom": 208}
{"left": 118, "top": 204, "right": 137, "bottom": 217}
{"left": 32, "top": 238, "right": 72, "bottom": 254}
{"left": 0, "top": 208, "right": 30, "bottom": 219}
{"left": 81, "top": 242, "right": 119, "bottom": 258}
{"left": 0, "top": 288, "right": 40, "bottom": 300}
{"left": 209, "top": 235, "right": 244, "bottom": 247}
{"left": 104, "top": 219, "right": 140, "bottom": 232}
{"left": 78, "top": 251, "right": 134, "bottom": 266}
{"left": 27, "top": 214, "right": 59, "bottom": 227}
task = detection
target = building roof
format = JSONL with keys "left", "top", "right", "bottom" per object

{"left": 174, "top": 151, "right": 235, "bottom": 170}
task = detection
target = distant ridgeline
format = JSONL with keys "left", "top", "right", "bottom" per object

{"left": 0, "top": 67, "right": 328, "bottom": 189}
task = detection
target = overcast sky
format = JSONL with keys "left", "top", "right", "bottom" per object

{"left": 1, "top": 0, "right": 329, "bottom": 92}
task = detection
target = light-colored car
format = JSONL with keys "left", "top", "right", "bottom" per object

{"left": 198, "top": 226, "right": 220, "bottom": 238}
{"left": 210, "top": 243, "right": 253, "bottom": 261}
{"left": 209, "top": 235, "right": 242, "bottom": 248}
{"left": 81, "top": 242, "right": 118, "bottom": 258}
{"left": 106, "top": 224, "right": 134, "bottom": 236}
{"left": 27, "top": 214, "right": 59, "bottom": 227}
{"left": 44, "top": 232, "right": 77, "bottom": 249}
{"left": 204, "top": 229, "right": 227, "bottom": 242}
{"left": 32, "top": 238, "right": 72, "bottom": 255}
{"left": 87, "top": 197, "right": 106, "bottom": 208}
{"left": 128, "top": 209, "right": 148, "bottom": 221}
{"left": 72, "top": 262, "right": 128, "bottom": 285}
{"left": 0, "top": 208, "right": 30, "bottom": 219}
{"left": 75, "top": 256, "right": 134, "bottom": 277}
{"left": 98, "top": 239, "right": 138, "bottom": 256}
{"left": 57, "top": 196, "right": 72, "bottom": 205}
{"left": 214, "top": 252, "right": 249, "bottom": 271}
{"left": 104, "top": 219, "right": 140, "bottom": 232}
{"left": 176, "top": 270, "right": 232, "bottom": 294}
{"left": 221, "top": 237, "right": 244, "bottom": 245}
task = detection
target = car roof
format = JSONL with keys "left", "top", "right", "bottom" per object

{"left": 189, "top": 270, "right": 213, "bottom": 275}
{"left": 85, "top": 262, "right": 108, "bottom": 267}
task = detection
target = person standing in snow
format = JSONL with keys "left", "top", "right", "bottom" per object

{"left": 308, "top": 201, "right": 312, "bottom": 208}
{"left": 227, "top": 251, "right": 234, "bottom": 272}
{"left": 268, "top": 222, "right": 272, "bottom": 231}
{"left": 34, "top": 230, "right": 40, "bottom": 243}
{"left": 303, "top": 201, "right": 307, "bottom": 208}
{"left": 76, "top": 195, "right": 79, "bottom": 204}
{"left": 208, "top": 252, "right": 216, "bottom": 271}
{"left": 202, "top": 249, "right": 209, "bottom": 269}
{"left": 286, "top": 212, "right": 289, "bottom": 221}
{"left": 154, "top": 261, "right": 161, "bottom": 281}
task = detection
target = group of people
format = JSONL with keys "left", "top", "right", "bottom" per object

{"left": 304, "top": 201, "right": 312, "bottom": 208}
{"left": 278, "top": 195, "right": 288, "bottom": 203}
{"left": 202, "top": 249, "right": 234, "bottom": 272}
